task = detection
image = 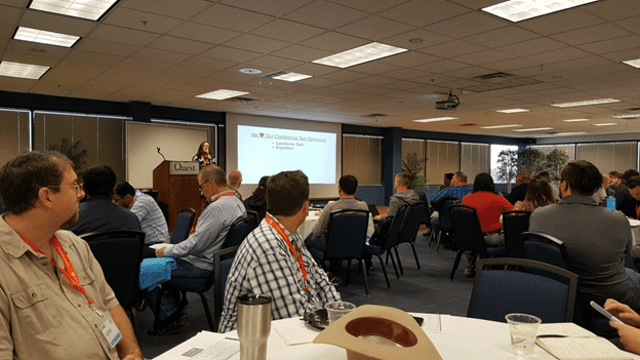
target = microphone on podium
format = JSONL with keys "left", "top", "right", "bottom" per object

{"left": 157, "top": 147, "right": 166, "bottom": 161}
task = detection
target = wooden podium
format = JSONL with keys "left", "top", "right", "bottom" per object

{"left": 153, "top": 161, "right": 202, "bottom": 232}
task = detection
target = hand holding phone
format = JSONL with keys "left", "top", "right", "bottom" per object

{"left": 591, "top": 300, "right": 623, "bottom": 324}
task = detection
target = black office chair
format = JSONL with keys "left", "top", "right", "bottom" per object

{"left": 169, "top": 207, "right": 196, "bottom": 244}
{"left": 365, "top": 204, "right": 409, "bottom": 286}
{"left": 80, "top": 230, "right": 146, "bottom": 328}
{"left": 429, "top": 199, "right": 457, "bottom": 255}
{"left": 467, "top": 257, "right": 578, "bottom": 323}
{"left": 245, "top": 210, "right": 260, "bottom": 234}
{"left": 522, "top": 231, "right": 570, "bottom": 270}
{"left": 213, "top": 245, "right": 240, "bottom": 331}
{"left": 317, "top": 209, "right": 370, "bottom": 296}
{"left": 393, "top": 201, "right": 428, "bottom": 275}
{"left": 448, "top": 204, "right": 505, "bottom": 280}
{"left": 502, "top": 210, "right": 531, "bottom": 258}
{"left": 221, "top": 216, "right": 249, "bottom": 248}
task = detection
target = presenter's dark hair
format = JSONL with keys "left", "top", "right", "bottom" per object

{"left": 560, "top": 160, "right": 602, "bottom": 196}
{"left": 339, "top": 175, "right": 358, "bottom": 195}
{"left": 267, "top": 170, "right": 309, "bottom": 216}
{"left": 195, "top": 141, "right": 209, "bottom": 157}
{"left": 472, "top": 172, "right": 495, "bottom": 193}
{"left": 199, "top": 164, "right": 226, "bottom": 186}
{"left": 0, "top": 151, "right": 72, "bottom": 215}
{"left": 83, "top": 165, "right": 117, "bottom": 197}
{"left": 114, "top": 181, "right": 136, "bottom": 197}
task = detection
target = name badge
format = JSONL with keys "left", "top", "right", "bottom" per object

{"left": 99, "top": 318, "right": 122, "bottom": 348}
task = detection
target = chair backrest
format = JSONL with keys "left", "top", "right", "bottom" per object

{"left": 80, "top": 230, "right": 146, "bottom": 309}
{"left": 380, "top": 204, "right": 409, "bottom": 251}
{"left": 415, "top": 192, "right": 431, "bottom": 226}
{"left": 245, "top": 210, "right": 260, "bottom": 234}
{"left": 522, "top": 231, "right": 570, "bottom": 270}
{"left": 467, "top": 257, "right": 578, "bottom": 323}
{"left": 169, "top": 207, "right": 196, "bottom": 244}
{"left": 449, "top": 204, "right": 488, "bottom": 256}
{"left": 502, "top": 210, "right": 531, "bottom": 258}
{"left": 438, "top": 198, "right": 457, "bottom": 231}
{"left": 397, "top": 201, "right": 428, "bottom": 245}
{"left": 221, "top": 216, "right": 249, "bottom": 249}
{"left": 324, "top": 209, "right": 369, "bottom": 260}
{"left": 213, "top": 245, "right": 240, "bottom": 331}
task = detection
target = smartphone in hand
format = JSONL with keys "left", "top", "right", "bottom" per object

{"left": 590, "top": 301, "right": 623, "bottom": 324}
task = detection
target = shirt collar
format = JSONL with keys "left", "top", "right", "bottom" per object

{"left": 210, "top": 190, "right": 236, "bottom": 202}
{"left": 558, "top": 194, "right": 599, "bottom": 206}
{"left": 266, "top": 213, "right": 302, "bottom": 244}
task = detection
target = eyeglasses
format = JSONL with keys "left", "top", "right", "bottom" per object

{"left": 198, "top": 179, "right": 210, "bottom": 193}
{"left": 49, "top": 183, "right": 84, "bottom": 193}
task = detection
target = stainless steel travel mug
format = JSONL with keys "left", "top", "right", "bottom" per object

{"left": 237, "top": 293, "right": 272, "bottom": 360}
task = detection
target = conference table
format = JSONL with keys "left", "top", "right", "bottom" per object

{"left": 153, "top": 313, "right": 640, "bottom": 360}
{"left": 298, "top": 210, "right": 322, "bottom": 240}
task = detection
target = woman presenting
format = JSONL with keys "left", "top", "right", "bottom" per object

{"left": 193, "top": 141, "right": 213, "bottom": 169}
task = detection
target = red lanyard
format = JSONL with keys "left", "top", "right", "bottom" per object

{"left": 212, "top": 192, "right": 236, "bottom": 202}
{"left": 19, "top": 233, "right": 94, "bottom": 305}
{"left": 201, "top": 156, "right": 209, "bottom": 166}
{"left": 265, "top": 215, "right": 309, "bottom": 291}
{"left": 636, "top": 204, "right": 640, "bottom": 219}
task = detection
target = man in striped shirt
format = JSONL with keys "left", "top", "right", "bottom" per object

{"left": 219, "top": 170, "right": 340, "bottom": 332}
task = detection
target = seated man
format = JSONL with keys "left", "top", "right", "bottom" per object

{"left": 374, "top": 172, "right": 420, "bottom": 222}
{"left": 429, "top": 171, "right": 473, "bottom": 244}
{"left": 305, "top": 175, "right": 374, "bottom": 282}
{"left": 618, "top": 176, "right": 640, "bottom": 220}
{"left": 219, "top": 170, "right": 340, "bottom": 332}
{"left": 228, "top": 170, "right": 243, "bottom": 201}
{"left": 114, "top": 181, "right": 170, "bottom": 258}
{"left": 530, "top": 160, "right": 640, "bottom": 311}
{"left": 152, "top": 164, "right": 246, "bottom": 335}
{"left": 68, "top": 165, "right": 141, "bottom": 235}
{"left": 0, "top": 151, "right": 142, "bottom": 360}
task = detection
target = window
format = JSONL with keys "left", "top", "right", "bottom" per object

{"left": 426, "top": 140, "right": 460, "bottom": 185}
{"left": 576, "top": 142, "right": 637, "bottom": 174}
{"left": 461, "top": 142, "right": 490, "bottom": 182}
{"left": 343, "top": 134, "right": 382, "bottom": 185}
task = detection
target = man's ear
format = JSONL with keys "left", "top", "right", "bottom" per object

{"left": 38, "top": 187, "right": 54, "bottom": 209}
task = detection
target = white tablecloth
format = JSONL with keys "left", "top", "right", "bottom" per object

{"left": 298, "top": 212, "right": 321, "bottom": 240}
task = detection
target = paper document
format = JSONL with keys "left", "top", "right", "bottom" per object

{"left": 535, "top": 323, "right": 633, "bottom": 360}
{"left": 150, "top": 243, "right": 174, "bottom": 250}
{"left": 273, "top": 319, "right": 321, "bottom": 345}
{"left": 153, "top": 331, "right": 234, "bottom": 360}
{"left": 408, "top": 313, "right": 452, "bottom": 333}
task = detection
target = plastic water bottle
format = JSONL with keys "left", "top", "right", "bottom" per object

{"left": 606, "top": 196, "right": 616, "bottom": 210}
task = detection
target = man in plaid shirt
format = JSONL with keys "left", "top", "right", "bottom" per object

{"left": 219, "top": 170, "right": 340, "bottom": 332}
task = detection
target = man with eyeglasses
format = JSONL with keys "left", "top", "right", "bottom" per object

{"left": 150, "top": 164, "right": 246, "bottom": 335}
{"left": 0, "top": 151, "right": 143, "bottom": 359}
{"left": 68, "top": 165, "right": 141, "bottom": 236}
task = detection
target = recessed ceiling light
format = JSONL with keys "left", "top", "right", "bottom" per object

{"left": 592, "top": 123, "right": 618, "bottom": 126}
{"left": 546, "top": 132, "right": 588, "bottom": 136}
{"left": 29, "top": 0, "right": 119, "bottom": 21}
{"left": 259, "top": 81, "right": 272, "bottom": 85}
{"left": 496, "top": 109, "right": 530, "bottom": 113}
{"left": 562, "top": 119, "right": 590, "bottom": 122}
{"left": 513, "top": 127, "right": 554, "bottom": 132}
{"left": 481, "top": 124, "right": 522, "bottom": 129}
{"left": 622, "top": 58, "right": 640, "bottom": 68}
{"left": 239, "top": 68, "right": 262, "bottom": 75}
{"left": 413, "top": 117, "right": 458, "bottom": 123}
{"left": 482, "top": 0, "right": 599, "bottom": 23}
{"left": 613, "top": 114, "right": 640, "bottom": 119}
{"left": 0, "top": 61, "right": 50, "bottom": 79}
{"left": 271, "top": 72, "right": 312, "bottom": 82}
{"left": 14, "top": 27, "right": 80, "bottom": 48}
{"left": 312, "top": 42, "right": 408, "bottom": 69}
{"left": 195, "top": 89, "right": 249, "bottom": 100}
{"left": 409, "top": 38, "right": 423, "bottom": 43}
{"left": 551, "top": 98, "right": 621, "bottom": 108}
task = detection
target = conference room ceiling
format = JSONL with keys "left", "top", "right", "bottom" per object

{"left": 1, "top": 0, "right": 640, "bottom": 139}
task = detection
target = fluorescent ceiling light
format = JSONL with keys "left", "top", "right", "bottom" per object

{"left": 513, "top": 127, "right": 554, "bottom": 132}
{"left": 592, "top": 123, "right": 618, "bottom": 126}
{"left": 481, "top": 124, "right": 522, "bottom": 129}
{"left": 613, "top": 114, "right": 640, "bottom": 119}
{"left": 312, "top": 42, "right": 408, "bottom": 69}
{"left": 562, "top": 119, "right": 589, "bottom": 122}
{"left": 482, "top": 0, "right": 599, "bottom": 23}
{"left": 0, "top": 61, "right": 50, "bottom": 79}
{"left": 271, "top": 72, "right": 312, "bottom": 82}
{"left": 14, "top": 27, "right": 80, "bottom": 47}
{"left": 622, "top": 58, "right": 640, "bottom": 68}
{"left": 195, "top": 89, "right": 249, "bottom": 100}
{"left": 551, "top": 98, "right": 621, "bottom": 108}
{"left": 547, "top": 132, "right": 588, "bottom": 136}
{"left": 29, "top": 0, "right": 118, "bottom": 21}
{"left": 496, "top": 109, "right": 529, "bottom": 113}
{"left": 413, "top": 117, "right": 458, "bottom": 123}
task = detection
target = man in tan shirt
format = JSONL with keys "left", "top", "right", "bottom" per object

{"left": 0, "top": 151, "right": 142, "bottom": 360}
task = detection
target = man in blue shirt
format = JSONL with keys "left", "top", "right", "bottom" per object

{"left": 429, "top": 171, "right": 473, "bottom": 246}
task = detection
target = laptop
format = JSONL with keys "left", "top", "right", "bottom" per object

{"left": 367, "top": 204, "right": 380, "bottom": 217}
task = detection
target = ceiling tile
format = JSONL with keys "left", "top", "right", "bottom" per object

{"left": 518, "top": 9, "right": 607, "bottom": 36}
{"left": 349, "top": 61, "right": 403, "bottom": 75}
{"left": 415, "top": 59, "right": 468, "bottom": 73}
{"left": 20, "top": 9, "right": 96, "bottom": 36}
{"left": 0, "top": 4, "right": 20, "bottom": 25}
{"left": 322, "top": 70, "right": 369, "bottom": 81}
{"left": 382, "top": 29, "right": 452, "bottom": 50}
{"left": 163, "top": 64, "right": 217, "bottom": 78}
{"left": 0, "top": 0, "right": 27, "bottom": 7}
{"left": 465, "top": 26, "right": 540, "bottom": 48}
{"left": 250, "top": 19, "right": 325, "bottom": 43}
{"left": 88, "top": 24, "right": 159, "bottom": 46}
{"left": 551, "top": 55, "right": 612, "bottom": 70}
{"left": 483, "top": 57, "right": 541, "bottom": 72}
{"left": 116, "top": 57, "right": 173, "bottom": 72}
{"left": 245, "top": 55, "right": 304, "bottom": 71}
{"left": 425, "top": 11, "right": 507, "bottom": 39}
{"left": 352, "top": 76, "right": 397, "bottom": 86}
{"left": 327, "top": 0, "right": 406, "bottom": 13}
{"left": 453, "top": 49, "right": 515, "bottom": 66}
{"left": 498, "top": 37, "right": 567, "bottom": 56}
{"left": 336, "top": 15, "right": 415, "bottom": 41}
{"left": 615, "top": 15, "right": 640, "bottom": 34}
{"left": 6, "top": 40, "right": 71, "bottom": 59}
{"left": 168, "top": 22, "right": 242, "bottom": 44}
{"left": 102, "top": 7, "right": 183, "bottom": 34}
{"left": 200, "top": 46, "right": 262, "bottom": 63}
{"left": 283, "top": 0, "right": 368, "bottom": 30}
{"left": 300, "top": 31, "right": 367, "bottom": 52}
{"left": 578, "top": 35, "right": 640, "bottom": 55}
{"left": 382, "top": 80, "right": 424, "bottom": 90}
{"left": 119, "top": 0, "right": 212, "bottom": 19}
{"left": 181, "top": 55, "right": 238, "bottom": 71}
{"left": 449, "top": 66, "right": 501, "bottom": 79}
{"left": 287, "top": 63, "right": 339, "bottom": 77}
{"left": 131, "top": 47, "right": 192, "bottom": 64}
{"left": 75, "top": 38, "right": 141, "bottom": 57}
{"left": 381, "top": 68, "right": 430, "bottom": 81}
{"left": 583, "top": 0, "right": 640, "bottom": 21}
{"left": 419, "top": 40, "right": 486, "bottom": 58}
{"left": 219, "top": 0, "right": 313, "bottom": 17}
{"left": 378, "top": 51, "right": 440, "bottom": 68}
{"left": 601, "top": 48, "right": 640, "bottom": 62}
{"left": 551, "top": 23, "right": 631, "bottom": 46}
{"left": 65, "top": 49, "right": 124, "bottom": 66}
{"left": 271, "top": 44, "right": 333, "bottom": 62}
{"left": 223, "top": 34, "right": 290, "bottom": 54}
{"left": 191, "top": 4, "right": 275, "bottom": 33}
{"left": 379, "top": 0, "right": 470, "bottom": 27}
{"left": 148, "top": 36, "right": 214, "bottom": 55}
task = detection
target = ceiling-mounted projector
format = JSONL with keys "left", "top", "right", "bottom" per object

{"left": 436, "top": 91, "right": 460, "bottom": 110}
